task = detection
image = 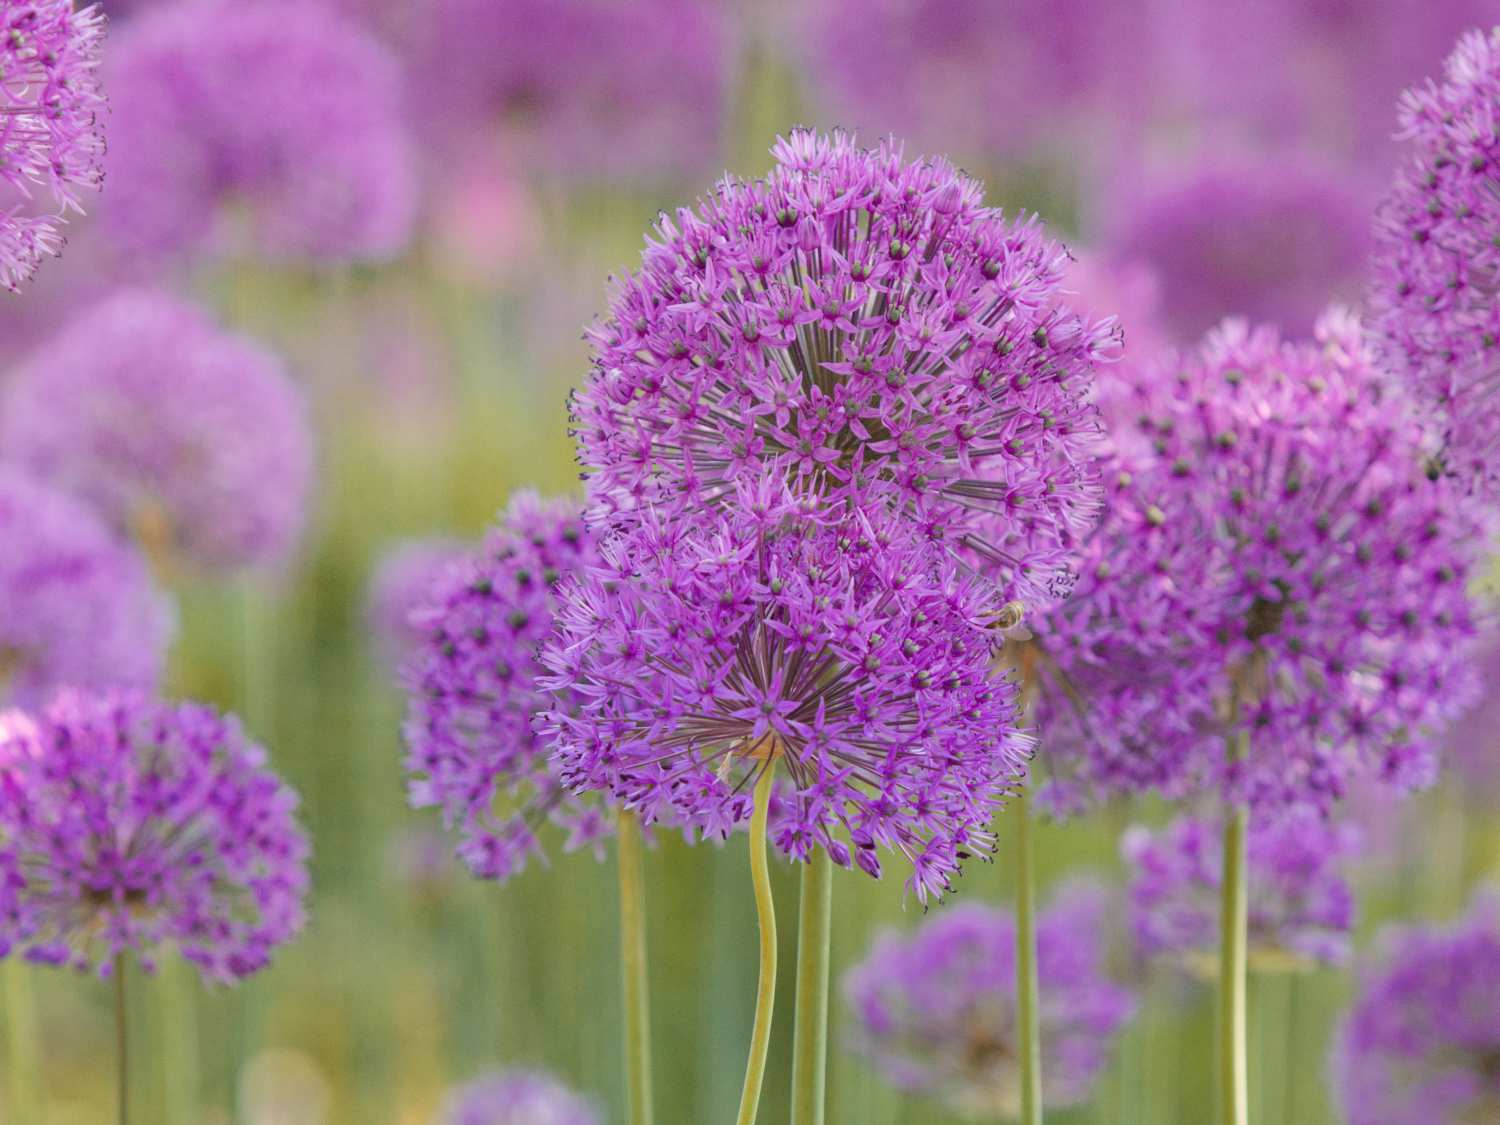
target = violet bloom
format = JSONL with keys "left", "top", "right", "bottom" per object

{"left": 1331, "top": 891, "right": 1500, "bottom": 1125}
{"left": 0, "top": 0, "right": 105, "bottom": 291}
{"left": 1437, "top": 643, "right": 1500, "bottom": 793}
{"left": 574, "top": 129, "right": 1113, "bottom": 612}
{"left": 367, "top": 537, "right": 469, "bottom": 665}
{"left": 844, "top": 882, "right": 1135, "bottom": 1116}
{"left": 1035, "top": 309, "right": 1482, "bottom": 814}
{"left": 0, "top": 690, "right": 309, "bottom": 981}
{"left": 1371, "top": 26, "right": 1500, "bottom": 493}
{"left": 542, "top": 475, "right": 1027, "bottom": 904}
{"left": 102, "top": 0, "right": 416, "bottom": 265}
{"left": 440, "top": 1069, "right": 601, "bottom": 1125}
{"left": 0, "top": 289, "right": 314, "bottom": 574}
{"left": 1121, "top": 811, "right": 1357, "bottom": 973}
{"left": 0, "top": 469, "right": 170, "bottom": 708}
{"left": 402, "top": 493, "right": 611, "bottom": 884}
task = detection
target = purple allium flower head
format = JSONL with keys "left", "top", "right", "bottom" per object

{"left": 1371, "top": 26, "right": 1500, "bottom": 494}
{"left": 541, "top": 474, "right": 1028, "bottom": 904}
{"left": 0, "top": 690, "right": 309, "bottom": 981}
{"left": 1035, "top": 308, "right": 1483, "bottom": 814}
{"left": 401, "top": 493, "right": 612, "bottom": 884}
{"left": 366, "top": 537, "right": 469, "bottom": 666}
{"left": 574, "top": 129, "right": 1114, "bottom": 612}
{"left": 440, "top": 1069, "right": 601, "bottom": 1125}
{"left": 1437, "top": 642, "right": 1500, "bottom": 793}
{"left": 0, "top": 289, "right": 314, "bottom": 574}
{"left": 1121, "top": 810, "right": 1357, "bottom": 972}
{"left": 843, "top": 881, "right": 1136, "bottom": 1115}
{"left": 1331, "top": 890, "right": 1500, "bottom": 1125}
{"left": 102, "top": 0, "right": 416, "bottom": 265}
{"left": 1106, "top": 151, "right": 1371, "bottom": 341}
{"left": 0, "top": 0, "right": 105, "bottom": 291}
{"left": 0, "top": 468, "right": 170, "bottom": 707}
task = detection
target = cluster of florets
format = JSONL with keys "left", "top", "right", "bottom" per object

{"left": 843, "top": 882, "right": 1135, "bottom": 1115}
{"left": 573, "top": 128, "right": 1113, "bottom": 612}
{"left": 1371, "top": 26, "right": 1500, "bottom": 494}
{"left": 440, "top": 1068, "right": 601, "bottom": 1125}
{"left": 1331, "top": 891, "right": 1500, "bottom": 1125}
{"left": 0, "top": 290, "right": 314, "bottom": 575}
{"left": 103, "top": 0, "right": 416, "bottom": 265}
{"left": 0, "top": 692, "right": 309, "bottom": 981}
{"left": 0, "top": 0, "right": 105, "bottom": 290}
{"left": 541, "top": 475, "right": 1028, "bottom": 904}
{"left": 366, "top": 537, "right": 469, "bottom": 665}
{"left": 1122, "top": 811, "right": 1357, "bottom": 972}
{"left": 0, "top": 469, "right": 171, "bottom": 708}
{"left": 401, "top": 493, "right": 610, "bottom": 883}
{"left": 1035, "top": 309, "right": 1482, "bottom": 813}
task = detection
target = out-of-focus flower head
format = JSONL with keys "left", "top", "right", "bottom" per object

{"left": 0, "top": 0, "right": 105, "bottom": 291}
{"left": 0, "top": 468, "right": 170, "bottom": 707}
{"left": 440, "top": 1068, "right": 601, "bottom": 1125}
{"left": 102, "top": 0, "right": 416, "bottom": 266}
{"left": 1331, "top": 889, "right": 1500, "bottom": 1125}
{"left": 401, "top": 493, "right": 611, "bottom": 884}
{"left": 0, "top": 690, "right": 309, "bottom": 981}
{"left": 366, "top": 537, "right": 468, "bottom": 666}
{"left": 843, "top": 881, "right": 1136, "bottom": 1115}
{"left": 574, "top": 128, "right": 1114, "bottom": 613}
{"left": 1, "top": 289, "right": 314, "bottom": 576}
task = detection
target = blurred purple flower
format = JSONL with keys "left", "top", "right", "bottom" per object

{"left": 0, "top": 289, "right": 314, "bottom": 575}
{"left": 541, "top": 476, "right": 1027, "bottom": 905}
{"left": 441, "top": 1069, "right": 601, "bottom": 1125}
{"left": 574, "top": 128, "right": 1113, "bottom": 612}
{"left": 1331, "top": 890, "right": 1500, "bottom": 1125}
{"left": 401, "top": 493, "right": 611, "bottom": 884}
{"left": 843, "top": 882, "right": 1136, "bottom": 1115}
{"left": 0, "top": 0, "right": 105, "bottom": 290}
{"left": 366, "top": 537, "right": 468, "bottom": 666}
{"left": 1122, "top": 810, "right": 1357, "bottom": 972}
{"left": 0, "top": 690, "right": 309, "bottom": 981}
{"left": 101, "top": 0, "right": 416, "bottom": 265}
{"left": 0, "top": 468, "right": 170, "bottom": 708}
{"left": 1437, "top": 642, "right": 1500, "bottom": 793}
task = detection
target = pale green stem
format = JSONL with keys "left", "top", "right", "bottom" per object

{"left": 1220, "top": 710, "right": 1250, "bottom": 1125}
{"left": 618, "top": 809, "right": 655, "bottom": 1125}
{"left": 161, "top": 960, "right": 199, "bottom": 1125}
{"left": 734, "top": 766, "right": 779, "bottom": 1125}
{"left": 1015, "top": 788, "right": 1043, "bottom": 1125}
{"left": 3, "top": 960, "right": 42, "bottom": 1124}
{"left": 115, "top": 956, "right": 130, "bottom": 1125}
{"left": 790, "top": 848, "right": 832, "bottom": 1125}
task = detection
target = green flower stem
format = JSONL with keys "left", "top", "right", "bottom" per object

{"left": 790, "top": 847, "right": 833, "bottom": 1125}
{"left": 734, "top": 765, "right": 779, "bottom": 1125}
{"left": 3, "top": 960, "right": 42, "bottom": 1124}
{"left": 618, "top": 808, "right": 655, "bottom": 1125}
{"left": 1015, "top": 787, "right": 1043, "bottom": 1125}
{"left": 114, "top": 955, "right": 130, "bottom": 1125}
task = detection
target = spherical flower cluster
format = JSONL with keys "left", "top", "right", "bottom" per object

{"left": 402, "top": 493, "right": 610, "bottom": 883}
{"left": 0, "top": 691, "right": 309, "bottom": 981}
{"left": 102, "top": 0, "right": 416, "bottom": 265}
{"left": 0, "top": 469, "right": 170, "bottom": 708}
{"left": 366, "top": 537, "right": 468, "bottom": 665}
{"left": 1035, "top": 309, "right": 1482, "bottom": 813}
{"left": 440, "top": 1069, "right": 601, "bottom": 1125}
{"left": 1371, "top": 26, "right": 1500, "bottom": 493}
{"left": 843, "top": 882, "right": 1136, "bottom": 1115}
{"left": 1121, "top": 811, "right": 1357, "bottom": 972}
{"left": 1331, "top": 891, "right": 1500, "bottom": 1125}
{"left": 0, "top": 289, "right": 314, "bottom": 574}
{"left": 542, "top": 476, "right": 1028, "bottom": 904}
{"left": 0, "top": 0, "right": 105, "bottom": 290}
{"left": 573, "top": 128, "right": 1113, "bottom": 612}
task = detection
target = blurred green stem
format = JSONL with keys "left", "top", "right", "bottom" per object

{"left": 1219, "top": 712, "right": 1250, "bottom": 1125}
{"left": 735, "top": 766, "right": 778, "bottom": 1125}
{"left": 618, "top": 809, "right": 655, "bottom": 1125}
{"left": 161, "top": 959, "right": 199, "bottom": 1125}
{"left": 115, "top": 956, "right": 130, "bottom": 1125}
{"left": 1015, "top": 788, "right": 1043, "bottom": 1125}
{"left": 790, "top": 849, "right": 832, "bottom": 1125}
{"left": 3, "top": 960, "right": 41, "bottom": 1124}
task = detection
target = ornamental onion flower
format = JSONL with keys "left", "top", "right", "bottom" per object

{"left": 1331, "top": 890, "right": 1500, "bottom": 1125}
{"left": 1371, "top": 26, "right": 1500, "bottom": 493}
{"left": 0, "top": 289, "right": 314, "bottom": 574}
{"left": 367, "top": 537, "right": 468, "bottom": 666}
{"left": 401, "top": 493, "right": 610, "bottom": 883}
{"left": 0, "top": 690, "right": 309, "bottom": 981}
{"left": 0, "top": 0, "right": 105, "bottom": 290}
{"left": 541, "top": 474, "right": 1028, "bottom": 904}
{"left": 0, "top": 468, "right": 170, "bottom": 708}
{"left": 440, "top": 1069, "right": 601, "bottom": 1125}
{"left": 102, "top": 0, "right": 416, "bottom": 265}
{"left": 1122, "top": 811, "right": 1357, "bottom": 972}
{"left": 843, "top": 882, "right": 1135, "bottom": 1116}
{"left": 1034, "top": 308, "right": 1482, "bottom": 814}
{"left": 573, "top": 128, "right": 1114, "bottom": 612}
